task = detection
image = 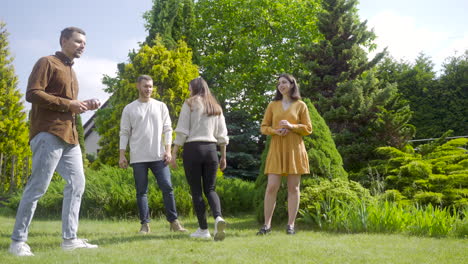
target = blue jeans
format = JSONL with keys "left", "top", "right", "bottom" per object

{"left": 11, "top": 132, "right": 85, "bottom": 242}
{"left": 131, "top": 161, "right": 178, "bottom": 224}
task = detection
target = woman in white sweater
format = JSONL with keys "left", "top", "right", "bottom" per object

{"left": 170, "top": 77, "right": 229, "bottom": 241}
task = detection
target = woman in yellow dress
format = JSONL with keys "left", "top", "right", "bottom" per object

{"left": 257, "top": 74, "right": 312, "bottom": 235}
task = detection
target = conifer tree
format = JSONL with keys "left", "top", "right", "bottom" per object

{"left": 300, "top": 0, "right": 386, "bottom": 102}
{"left": 144, "top": 0, "right": 194, "bottom": 49}
{"left": 0, "top": 21, "right": 30, "bottom": 191}
{"left": 300, "top": 0, "right": 414, "bottom": 172}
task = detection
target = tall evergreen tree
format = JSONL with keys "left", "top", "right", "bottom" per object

{"left": 300, "top": 0, "right": 386, "bottom": 103}
{"left": 0, "top": 21, "right": 30, "bottom": 191}
{"left": 299, "top": 0, "right": 414, "bottom": 172}
{"left": 144, "top": 0, "right": 194, "bottom": 49}
{"left": 434, "top": 51, "right": 468, "bottom": 137}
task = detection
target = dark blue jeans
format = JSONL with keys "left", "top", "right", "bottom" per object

{"left": 131, "top": 161, "right": 178, "bottom": 224}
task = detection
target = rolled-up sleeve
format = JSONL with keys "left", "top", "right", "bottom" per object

{"left": 174, "top": 102, "right": 190, "bottom": 146}
{"left": 215, "top": 113, "right": 229, "bottom": 146}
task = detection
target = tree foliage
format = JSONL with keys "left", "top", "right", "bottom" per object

{"left": 223, "top": 106, "right": 262, "bottom": 181}
{"left": 433, "top": 51, "right": 467, "bottom": 137}
{"left": 0, "top": 21, "right": 30, "bottom": 192}
{"left": 328, "top": 70, "right": 415, "bottom": 171}
{"left": 192, "top": 0, "right": 322, "bottom": 120}
{"left": 299, "top": 0, "right": 386, "bottom": 101}
{"left": 95, "top": 39, "right": 198, "bottom": 166}
{"left": 299, "top": 0, "right": 414, "bottom": 172}
{"left": 376, "top": 52, "right": 468, "bottom": 139}
{"left": 144, "top": 0, "right": 195, "bottom": 49}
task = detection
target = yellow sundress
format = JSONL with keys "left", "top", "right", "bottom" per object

{"left": 260, "top": 100, "right": 312, "bottom": 175}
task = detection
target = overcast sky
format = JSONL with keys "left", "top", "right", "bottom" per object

{"left": 2, "top": 0, "right": 467, "bottom": 123}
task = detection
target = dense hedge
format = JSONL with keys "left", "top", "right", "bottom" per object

{"left": 3, "top": 164, "right": 256, "bottom": 219}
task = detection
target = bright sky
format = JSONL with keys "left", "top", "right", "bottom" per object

{"left": 2, "top": 0, "right": 467, "bottom": 123}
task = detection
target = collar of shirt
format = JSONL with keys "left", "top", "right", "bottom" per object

{"left": 55, "top": 51, "right": 74, "bottom": 66}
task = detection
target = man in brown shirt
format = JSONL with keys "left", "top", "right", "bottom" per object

{"left": 9, "top": 27, "right": 100, "bottom": 257}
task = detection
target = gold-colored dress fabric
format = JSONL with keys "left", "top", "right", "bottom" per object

{"left": 261, "top": 100, "right": 312, "bottom": 175}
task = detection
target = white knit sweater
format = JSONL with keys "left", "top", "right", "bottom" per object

{"left": 174, "top": 100, "right": 229, "bottom": 146}
{"left": 119, "top": 98, "right": 172, "bottom": 164}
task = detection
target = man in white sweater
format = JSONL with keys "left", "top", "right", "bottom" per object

{"left": 119, "top": 75, "right": 186, "bottom": 234}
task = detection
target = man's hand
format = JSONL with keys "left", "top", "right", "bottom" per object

{"left": 163, "top": 152, "right": 172, "bottom": 165}
{"left": 84, "top": 98, "right": 101, "bottom": 110}
{"left": 69, "top": 100, "right": 88, "bottom": 114}
{"left": 119, "top": 156, "right": 128, "bottom": 169}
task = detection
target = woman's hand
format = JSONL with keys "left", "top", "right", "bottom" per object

{"left": 219, "top": 157, "right": 227, "bottom": 171}
{"left": 279, "top": 120, "right": 294, "bottom": 130}
{"left": 169, "top": 158, "right": 177, "bottom": 169}
{"left": 274, "top": 128, "right": 289, "bottom": 136}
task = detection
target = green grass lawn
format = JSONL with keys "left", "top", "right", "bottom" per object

{"left": 0, "top": 214, "right": 466, "bottom": 264}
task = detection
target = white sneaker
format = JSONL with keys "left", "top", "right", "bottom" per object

{"left": 214, "top": 216, "right": 226, "bottom": 241}
{"left": 9, "top": 241, "right": 34, "bottom": 256}
{"left": 61, "top": 238, "right": 98, "bottom": 251}
{"left": 190, "top": 228, "right": 211, "bottom": 239}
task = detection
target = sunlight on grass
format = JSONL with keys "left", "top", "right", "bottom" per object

{"left": 0, "top": 215, "right": 466, "bottom": 263}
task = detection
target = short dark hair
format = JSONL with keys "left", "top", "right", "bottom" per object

{"left": 60, "top": 27, "right": 86, "bottom": 47}
{"left": 273, "top": 73, "right": 301, "bottom": 101}
{"left": 137, "top": 75, "right": 153, "bottom": 83}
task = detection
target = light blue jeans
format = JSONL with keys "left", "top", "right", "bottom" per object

{"left": 11, "top": 132, "right": 85, "bottom": 242}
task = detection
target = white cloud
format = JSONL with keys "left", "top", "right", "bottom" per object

{"left": 434, "top": 34, "right": 468, "bottom": 69}
{"left": 366, "top": 10, "right": 457, "bottom": 71}
{"left": 74, "top": 56, "right": 118, "bottom": 123}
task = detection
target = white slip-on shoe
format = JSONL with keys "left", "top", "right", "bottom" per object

{"left": 214, "top": 216, "right": 226, "bottom": 241}
{"left": 190, "top": 228, "right": 211, "bottom": 239}
{"left": 9, "top": 241, "right": 34, "bottom": 256}
{"left": 61, "top": 238, "right": 98, "bottom": 251}
{"left": 139, "top": 223, "right": 150, "bottom": 234}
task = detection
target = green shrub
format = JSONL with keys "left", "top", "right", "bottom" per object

{"left": 354, "top": 137, "right": 468, "bottom": 210}
{"left": 413, "top": 192, "right": 444, "bottom": 206}
{"left": 3, "top": 164, "right": 255, "bottom": 219}
{"left": 378, "top": 189, "right": 406, "bottom": 203}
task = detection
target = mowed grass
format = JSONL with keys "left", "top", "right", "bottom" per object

{"left": 0, "top": 214, "right": 466, "bottom": 264}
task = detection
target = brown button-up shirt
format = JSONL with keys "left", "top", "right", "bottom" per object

{"left": 26, "top": 51, "right": 79, "bottom": 145}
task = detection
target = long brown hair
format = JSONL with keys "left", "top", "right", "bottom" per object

{"left": 187, "top": 77, "right": 222, "bottom": 116}
{"left": 273, "top": 73, "right": 301, "bottom": 101}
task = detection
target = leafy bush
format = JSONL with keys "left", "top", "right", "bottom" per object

{"left": 3, "top": 164, "right": 255, "bottom": 219}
